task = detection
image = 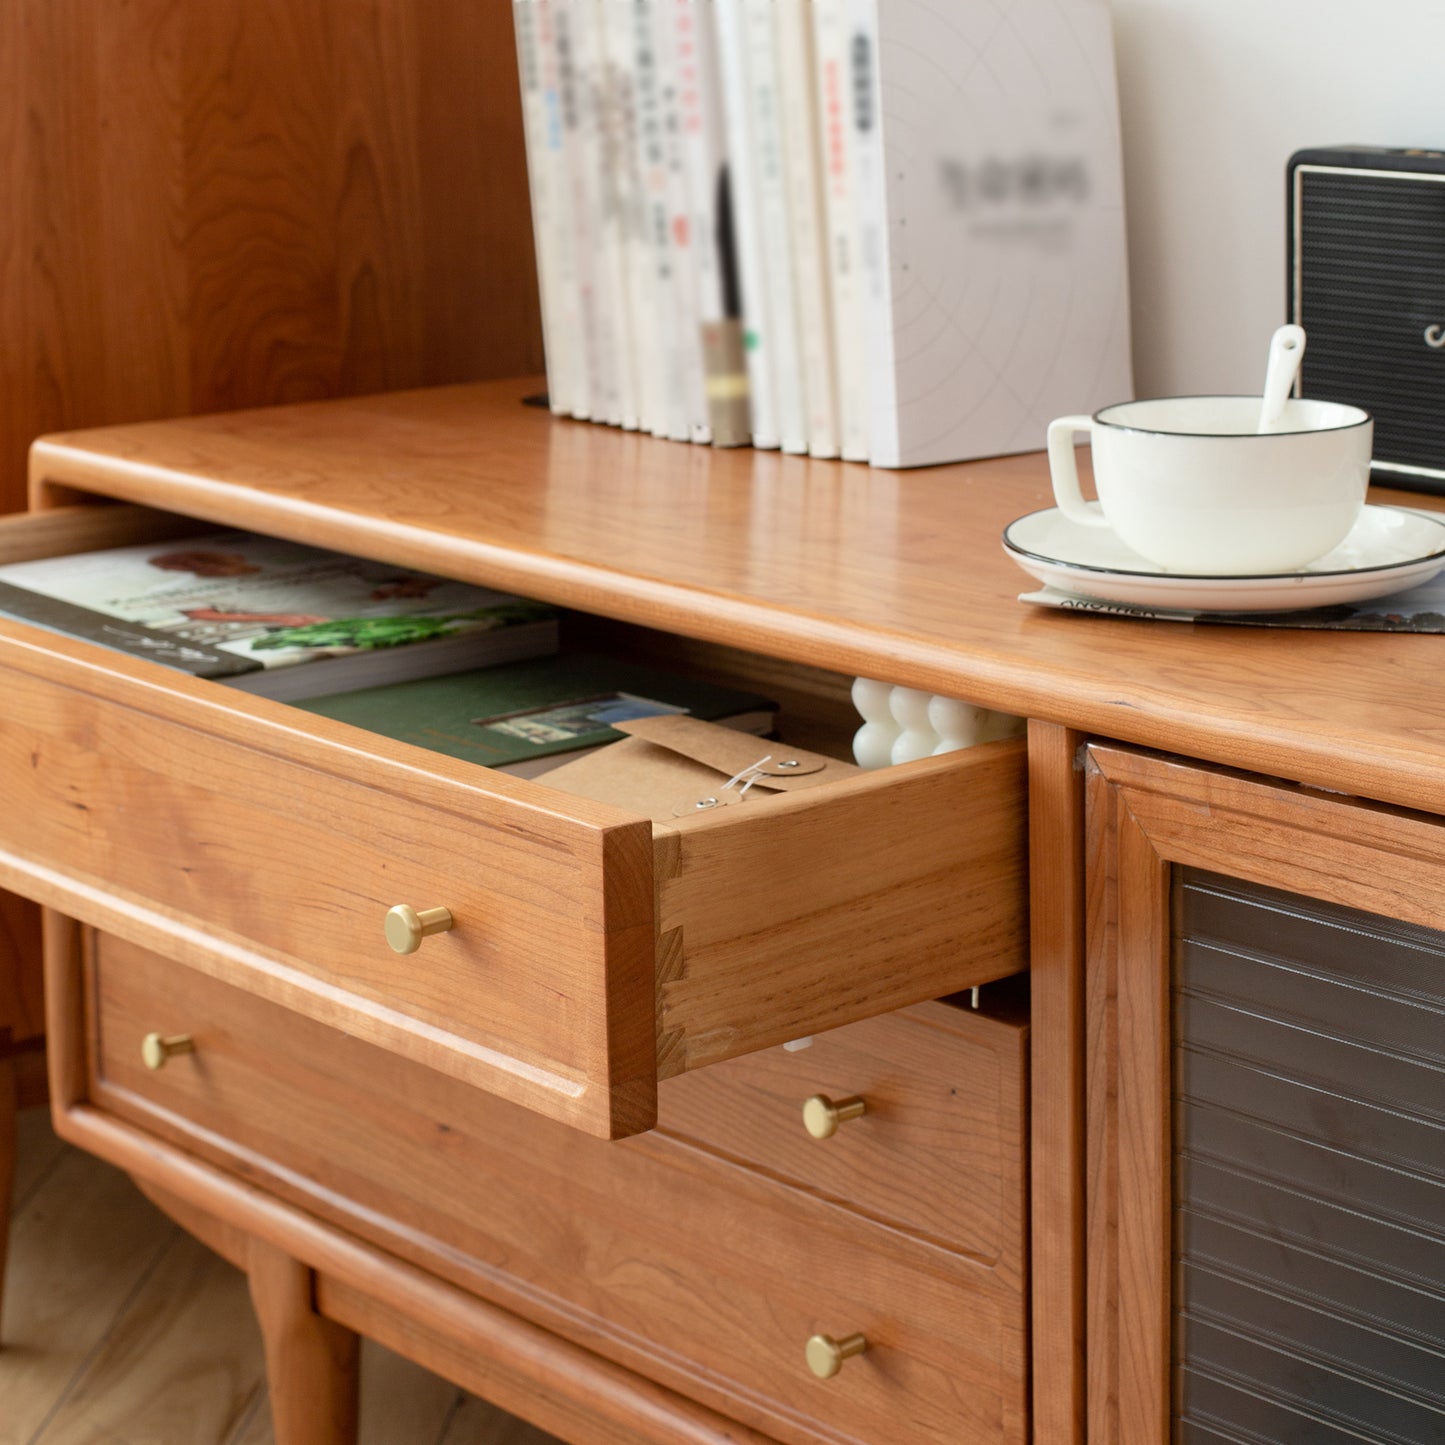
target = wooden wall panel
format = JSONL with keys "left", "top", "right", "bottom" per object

{"left": 0, "top": 0, "right": 543, "bottom": 1044}
{"left": 0, "top": 0, "right": 543, "bottom": 513}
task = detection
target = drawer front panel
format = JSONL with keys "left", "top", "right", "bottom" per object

{"left": 0, "top": 625, "right": 656, "bottom": 1137}
{"left": 658, "top": 1003, "right": 1027, "bottom": 1264}
{"left": 88, "top": 932, "right": 1028, "bottom": 1445}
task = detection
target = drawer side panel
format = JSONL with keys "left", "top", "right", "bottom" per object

{"left": 654, "top": 740, "right": 1028, "bottom": 1075}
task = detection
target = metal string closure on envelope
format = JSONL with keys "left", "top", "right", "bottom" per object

{"left": 671, "top": 753, "right": 821, "bottom": 817}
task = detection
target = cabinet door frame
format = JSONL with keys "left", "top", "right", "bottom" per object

{"left": 1082, "top": 743, "right": 1445, "bottom": 1445}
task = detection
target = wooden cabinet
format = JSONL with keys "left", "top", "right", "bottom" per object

{"left": 9, "top": 8, "right": 1445, "bottom": 1433}
{"left": 41, "top": 919, "right": 1032, "bottom": 1445}
{"left": 0, "top": 409, "right": 1038, "bottom": 1442}
{"left": 63, "top": 928, "right": 1029, "bottom": 1445}
{"left": 11, "top": 375, "right": 1445, "bottom": 1442}
{"left": 1083, "top": 744, "right": 1445, "bottom": 1444}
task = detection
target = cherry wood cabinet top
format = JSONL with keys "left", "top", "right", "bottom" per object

{"left": 28, "top": 376, "right": 1445, "bottom": 815}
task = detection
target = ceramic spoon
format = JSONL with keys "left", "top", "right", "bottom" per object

{"left": 1258, "top": 324, "right": 1307, "bottom": 433}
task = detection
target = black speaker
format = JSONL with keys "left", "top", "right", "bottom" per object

{"left": 1288, "top": 145, "right": 1445, "bottom": 494}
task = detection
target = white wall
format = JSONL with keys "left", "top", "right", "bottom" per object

{"left": 1111, "top": 0, "right": 1445, "bottom": 398}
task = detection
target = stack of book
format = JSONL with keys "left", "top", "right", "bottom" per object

{"left": 513, "top": 0, "right": 1133, "bottom": 468}
{"left": 0, "top": 531, "right": 559, "bottom": 703}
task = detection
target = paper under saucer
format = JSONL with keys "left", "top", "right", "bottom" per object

{"left": 1002, "top": 503, "right": 1445, "bottom": 612}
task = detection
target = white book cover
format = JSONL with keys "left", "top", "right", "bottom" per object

{"left": 515, "top": 0, "right": 584, "bottom": 418}
{"left": 565, "top": 1, "right": 624, "bottom": 427}
{"left": 811, "top": 0, "right": 869, "bottom": 460}
{"left": 670, "top": 0, "right": 751, "bottom": 447}
{"left": 602, "top": 0, "right": 666, "bottom": 436}
{"left": 863, "top": 0, "right": 1134, "bottom": 468}
{"left": 630, "top": 0, "right": 692, "bottom": 441}
{"left": 654, "top": 0, "right": 712, "bottom": 442}
{"left": 775, "top": 0, "right": 839, "bottom": 458}
{"left": 549, "top": 0, "right": 600, "bottom": 420}
{"left": 742, "top": 0, "right": 809, "bottom": 454}
{"left": 712, "top": 0, "right": 778, "bottom": 449}
{"left": 848, "top": 0, "right": 891, "bottom": 464}
{"left": 592, "top": 0, "right": 643, "bottom": 430}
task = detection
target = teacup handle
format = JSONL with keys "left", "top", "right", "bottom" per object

{"left": 1047, "top": 415, "right": 1110, "bottom": 527}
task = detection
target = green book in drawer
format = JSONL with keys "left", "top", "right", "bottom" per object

{"left": 292, "top": 653, "right": 778, "bottom": 773}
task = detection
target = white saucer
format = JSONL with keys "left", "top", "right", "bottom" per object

{"left": 1002, "top": 503, "right": 1445, "bottom": 612}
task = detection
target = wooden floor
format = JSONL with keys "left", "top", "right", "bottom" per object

{"left": 1, "top": 1107, "right": 562, "bottom": 1445}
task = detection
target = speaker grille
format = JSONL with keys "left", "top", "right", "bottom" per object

{"left": 1295, "top": 167, "right": 1445, "bottom": 477}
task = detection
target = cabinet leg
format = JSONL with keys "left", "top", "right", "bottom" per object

{"left": 247, "top": 1240, "right": 360, "bottom": 1445}
{"left": 0, "top": 1053, "right": 14, "bottom": 1347}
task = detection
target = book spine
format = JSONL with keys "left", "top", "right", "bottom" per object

{"left": 711, "top": 0, "right": 779, "bottom": 450}
{"left": 601, "top": 1, "right": 664, "bottom": 437}
{"left": 847, "top": 0, "right": 899, "bottom": 466}
{"left": 776, "top": 0, "right": 839, "bottom": 459}
{"left": 592, "top": 0, "right": 643, "bottom": 431}
{"left": 515, "top": 0, "right": 581, "bottom": 418}
{"left": 671, "top": 0, "right": 750, "bottom": 447}
{"left": 742, "top": 0, "right": 809, "bottom": 455}
{"left": 0, "top": 581, "right": 263, "bottom": 679}
{"left": 539, "top": 1, "right": 595, "bottom": 420}
{"left": 630, "top": 0, "right": 691, "bottom": 442}
{"left": 654, "top": 0, "right": 712, "bottom": 443}
{"left": 567, "top": 1, "right": 625, "bottom": 427}
{"left": 811, "top": 0, "right": 869, "bottom": 461}
{"left": 512, "top": 1, "right": 562, "bottom": 416}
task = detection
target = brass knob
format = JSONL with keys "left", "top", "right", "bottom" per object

{"left": 141, "top": 1033, "right": 196, "bottom": 1071}
{"left": 384, "top": 904, "right": 454, "bottom": 955}
{"left": 805, "top": 1332, "right": 867, "bottom": 1379}
{"left": 802, "top": 1093, "right": 866, "bottom": 1139}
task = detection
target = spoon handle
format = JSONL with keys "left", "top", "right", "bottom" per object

{"left": 1258, "top": 324, "right": 1307, "bottom": 433}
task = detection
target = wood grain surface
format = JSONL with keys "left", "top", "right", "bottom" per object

{"left": 656, "top": 999, "right": 1027, "bottom": 1264}
{"left": 1081, "top": 743, "right": 1445, "bottom": 1443}
{"left": 29, "top": 379, "right": 1445, "bottom": 819}
{"left": 0, "top": 503, "right": 1026, "bottom": 1137}
{"left": 1027, "top": 720, "right": 1089, "bottom": 1445}
{"left": 0, "top": 0, "right": 540, "bottom": 515}
{"left": 0, "top": 605, "right": 658, "bottom": 1138}
{"left": 0, "top": 0, "right": 542, "bottom": 1232}
{"left": 247, "top": 1241, "right": 360, "bottom": 1445}
{"left": 653, "top": 738, "right": 1028, "bottom": 1075}
{"left": 83, "top": 931, "right": 1028, "bottom": 1445}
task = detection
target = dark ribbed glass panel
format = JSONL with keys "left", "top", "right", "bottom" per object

{"left": 1172, "top": 871, "right": 1445, "bottom": 1444}
{"left": 1295, "top": 168, "right": 1445, "bottom": 474}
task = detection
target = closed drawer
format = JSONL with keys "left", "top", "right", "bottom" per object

{"left": 83, "top": 929, "right": 1028, "bottom": 1445}
{"left": 0, "top": 504, "right": 1027, "bottom": 1138}
{"left": 657, "top": 999, "right": 1028, "bottom": 1261}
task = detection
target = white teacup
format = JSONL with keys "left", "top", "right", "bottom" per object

{"left": 1046, "top": 396, "right": 1374, "bottom": 575}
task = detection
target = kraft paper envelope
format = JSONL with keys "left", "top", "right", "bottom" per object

{"left": 539, "top": 714, "right": 859, "bottom": 822}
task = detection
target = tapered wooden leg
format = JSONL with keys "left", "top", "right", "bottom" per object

{"left": 248, "top": 1239, "right": 360, "bottom": 1445}
{"left": 0, "top": 1052, "right": 15, "bottom": 1347}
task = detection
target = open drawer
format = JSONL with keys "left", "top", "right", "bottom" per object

{"left": 0, "top": 505, "right": 1028, "bottom": 1137}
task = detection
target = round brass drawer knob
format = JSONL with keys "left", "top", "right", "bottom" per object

{"left": 384, "top": 905, "right": 454, "bottom": 955}
{"left": 802, "top": 1093, "right": 866, "bottom": 1140}
{"left": 805, "top": 1332, "right": 867, "bottom": 1380}
{"left": 141, "top": 1033, "right": 196, "bottom": 1071}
